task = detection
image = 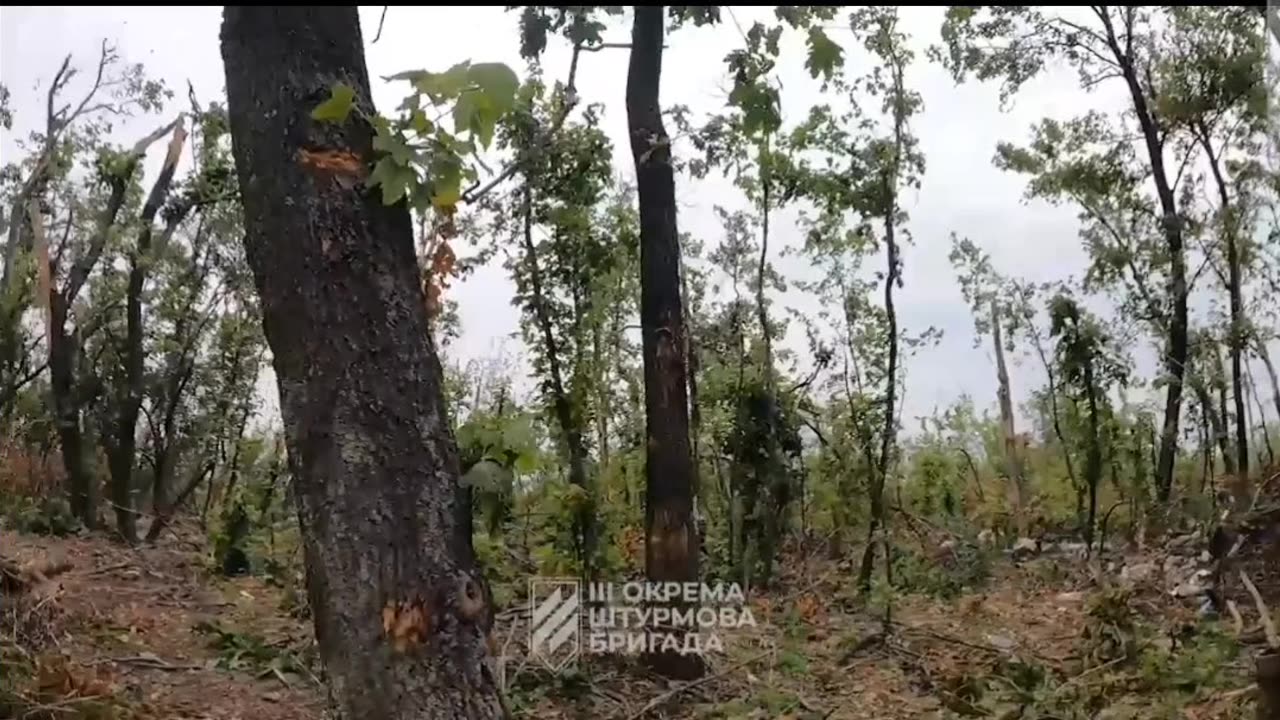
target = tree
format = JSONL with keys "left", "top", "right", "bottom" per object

{"left": 1, "top": 45, "right": 171, "bottom": 531}
{"left": 1154, "top": 6, "right": 1266, "bottom": 500}
{"left": 950, "top": 238, "right": 1078, "bottom": 532}
{"left": 940, "top": 7, "right": 1193, "bottom": 501}
{"left": 485, "top": 80, "right": 621, "bottom": 579}
{"left": 220, "top": 7, "right": 503, "bottom": 717}
{"left": 626, "top": 4, "right": 705, "bottom": 681}
{"left": 790, "top": 7, "right": 930, "bottom": 593}
{"left": 1049, "top": 293, "right": 1127, "bottom": 553}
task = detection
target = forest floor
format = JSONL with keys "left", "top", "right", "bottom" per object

{"left": 0, "top": 516, "right": 1270, "bottom": 720}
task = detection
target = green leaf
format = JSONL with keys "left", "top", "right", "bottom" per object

{"left": 452, "top": 91, "right": 481, "bottom": 137}
{"left": 412, "top": 61, "right": 472, "bottom": 101}
{"left": 372, "top": 125, "right": 414, "bottom": 166}
{"left": 368, "top": 157, "right": 415, "bottom": 206}
{"left": 410, "top": 109, "right": 433, "bottom": 134}
{"left": 468, "top": 62, "right": 519, "bottom": 111}
{"left": 805, "top": 27, "right": 844, "bottom": 82}
{"left": 429, "top": 154, "right": 464, "bottom": 209}
{"left": 513, "top": 451, "right": 538, "bottom": 475}
{"left": 311, "top": 82, "right": 356, "bottom": 123}
{"left": 461, "top": 460, "right": 510, "bottom": 492}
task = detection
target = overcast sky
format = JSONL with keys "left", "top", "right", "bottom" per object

{"left": 5, "top": 6, "right": 1268, "bottom": 437}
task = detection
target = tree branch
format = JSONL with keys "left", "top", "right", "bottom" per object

{"left": 460, "top": 41, "right": 585, "bottom": 205}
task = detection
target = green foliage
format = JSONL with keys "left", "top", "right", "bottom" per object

{"left": 890, "top": 542, "right": 993, "bottom": 600}
{"left": 2, "top": 495, "right": 80, "bottom": 536}
{"left": 309, "top": 81, "right": 355, "bottom": 122}
{"left": 192, "top": 620, "right": 315, "bottom": 684}
{"left": 312, "top": 58, "right": 520, "bottom": 213}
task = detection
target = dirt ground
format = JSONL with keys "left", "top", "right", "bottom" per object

{"left": 0, "top": 520, "right": 1266, "bottom": 720}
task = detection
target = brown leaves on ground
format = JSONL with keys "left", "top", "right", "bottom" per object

{"left": 2, "top": 522, "right": 1267, "bottom": 719}
{"left": 1, "top": 524, "right": 323, "bottom": 720}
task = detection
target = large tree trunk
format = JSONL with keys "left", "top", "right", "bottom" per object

{"left": 220, "top": 8, "right": 502, "bottom": 718}
{"left": 626, "top": 4, "right": 703, "bottom": 681}
{"left": 49, "top": 298, "right": 97, "bottom": 528}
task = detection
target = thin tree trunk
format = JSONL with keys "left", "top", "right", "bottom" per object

{"left": 1247, "top": 362, "right": 1275, "bottom": 466}
{"left": 1084, "top": 360, "right": 1102, "bottom": 554}
{"left": 1198, "top": 126, "right": 1250, "bottom": 495}
{"left": 1200, "top": 405, "right": 1211, "bottom": 494}
{"left": 1099, "top": 9, "right": 1187, "bottom": 503}
{"left": 1191, "top": 375, "right": 1235, "bottom": 477}
{"left": 220, "top": 7, "right": 502, "bottom": 717}
{"left": 991, "top": 300, "right": 1027, "bottom": 537}
{"left": 1256, "top": 336, "right": 1280, "bottom": 423}
{"left": 627, "top": 4, "right": 703, "bottom": 681}
{"left": 858, "top": 178, "right": 901, "bottom": 593}
{"left": 1012, "top": 282, "right": 1078, "bottom": 498}
{"left": 518, "top": 188, "right": 595, "bottom": 579}
{"left": 681, "top": 259, "right": 706, "bottom": 547}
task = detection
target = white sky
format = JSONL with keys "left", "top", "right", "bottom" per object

{"left": 2, "top": 6, "right": 1272, "bottom": 437}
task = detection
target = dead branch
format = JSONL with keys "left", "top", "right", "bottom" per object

{"left": 1, "top": 554, "right": 73, "bottom": 593}
{"left": 372, "top": 6, "right": 389, "bottom": 43}
{"left": 626, "top": 650, "right": 770, "bottom": 720}
{"left": 102, "top": 655, "right": 202, "bottom": 671}
{"left": 78, "top": 562, "right": 131, "bottom": 579}
{"left": 1229, "top": 600, "right": 1245, "bottom": 635}
{"left": 1240, "top": 571, "right": 1280, "bottom": 649}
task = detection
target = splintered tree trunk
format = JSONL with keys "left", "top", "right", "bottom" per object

{"left": 991, "top": 300, "right": 1027, "bottom": 537}
{"left": 220, "top": 8, "right": 501, "bottom": 718}
{"left": 110, "top": 120, "right": 189, "bottom": 543}
{"left": 1257, "top": 338, "right": 1280, "bottom": 428}
{"left": 627, "top": 4, "right": 704, "bottom": 681}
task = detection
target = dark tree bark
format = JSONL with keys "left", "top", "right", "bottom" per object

{"left": 1190, "top": 376, "right": 1235, "bottom": 478}
{"left": 1083, "top": 358, "right": 1102, "bottom": 554}
{"left": 49, "top": 297, "right": 97, "bottom": 528}
{"left": 220, "top": 7, "right": 501, "bottom": 718}
{"left": 1196, "top": 125, "right": 1250, "bottom": 497}
{"left": 49, "top": 172, "right": 131, "bottom": 530}
{"left": 626, "top": 4, "right": 704, "bottom": 681}
{"left": 857, "top": 180, "right": 900, "bottom": 594}
{"left": 519, "top": 186, "right": 595, "bottom": 579}
{"left": 1097, "top": 8, "right": 1187, "bottom": 502}
{"left": 45, "top": 120, "right": 175, "bottom": 529}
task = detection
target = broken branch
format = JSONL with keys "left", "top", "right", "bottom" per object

{"left": 1240, "top": 571, "right": 1280, "bottom": 649}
